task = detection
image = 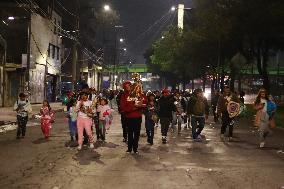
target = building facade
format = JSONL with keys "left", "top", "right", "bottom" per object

{"left": 29, "top": 9, "right": 62, "bottom": 103}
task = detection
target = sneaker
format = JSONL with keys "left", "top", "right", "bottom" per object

{"left": 194, "top": 138, "right": 202, "bottom": 142}
{"left": 260, "top": 142, "right": 265, "bottom": 148}
{"left": 126, "top": 150, "right": 132, "bottom": 153}
{"left": 77, "top": 146, "right": 82, "bottom": 150}
{"left": 134, "top": 151, "right": 139, "bottom": 154}
{"left": 162, "top": 136, "right": 167, "bottom": 144}
{"left": 197, "top": 135, "right": 202, "bottom": 140}
{"left": 90, "top": 143, "right": 94, "bottom": 149}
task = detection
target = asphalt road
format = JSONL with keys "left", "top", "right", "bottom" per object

{"left": 0, "top": 111, "right": 283, "bottom": 189}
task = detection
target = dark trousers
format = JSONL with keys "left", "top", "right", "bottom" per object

{"left": 212, "top": 105, "right": 219, "bottom": 122}
{"left": 96, "top": 120, "right": 106, "bottom": 141}
{"left": 126, "top": 117, "right": 142, "bottom": 152}
{"left": 94, "top": 116, "right": 102, "bottom": 140}
{"left": 121, "top": 114, "right": 128, "bottom": 140}
{"left": 145, "top": 118, "right": 155, "bottom": 141}
{"left": 191, "top": 116, "right": 205, "bottom": 139}
{"left": 183, "top": 114, "right": 188, "bottom": 127}
{"left": 17, "top": 115, "right": 28, "bottom": 137}
{"left": 160, "top": 117, "right": 171, "bottom": 137}
{"left": 221, "top": 111, "right": 234, "bottom": 137}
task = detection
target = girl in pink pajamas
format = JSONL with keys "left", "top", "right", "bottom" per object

{"left": 40, "top": 100, "right": 54, "bottom": 139}
{"left": 76, "top": 93, "right": 95, "bottom": 150}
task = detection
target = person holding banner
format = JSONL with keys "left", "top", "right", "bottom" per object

{"left": 217, "top": 86, "right": 240, "bottom": 142}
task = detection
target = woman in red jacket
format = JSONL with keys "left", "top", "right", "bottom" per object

{"left": 120, "top": 81, "right": 147, "bottom": 154}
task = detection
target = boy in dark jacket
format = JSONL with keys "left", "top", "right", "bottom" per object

{"left": 158, "top": 89, "right": 176, "bottom": 144}
{"left": 116, "top": 89, "right": 128, "bottom": 142}
{"left": 188, "top": 89, "right": 209, "bottom": 141}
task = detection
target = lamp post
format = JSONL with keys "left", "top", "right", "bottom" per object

{"left": 171, "top": 4, "right": 192, "bottom": 30}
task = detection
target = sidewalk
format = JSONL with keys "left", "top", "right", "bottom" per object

{"left": 0, "top": 102, "right": 65, "bottom": 124}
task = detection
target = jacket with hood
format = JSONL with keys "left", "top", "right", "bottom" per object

{"left": 120, "top": 92, "right": 147, "bottom": 118}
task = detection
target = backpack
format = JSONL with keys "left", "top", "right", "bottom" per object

{"left": 192, "top": 98, "right": 205, "bottom": 116}
{"left": 267, "top": 100, "right": 277, "bottom": 116}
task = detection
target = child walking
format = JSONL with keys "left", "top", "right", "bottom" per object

{"left": 13, "top": 93, "right": 32, "bottom": 139}
{"left": 40, "top": 100, "right": 54, "bottom": 139}
{"left": 254, "top": 88, "right": 277, "bottom": 148}
{"left": 96, "top": 98, "right": 113, "bottom": 142}
{"left": 68, "top": 99, "right": 77, "bottom": 141}
{"left": 145, "top": 93, "right": 158, "bottom": 145}
{"left": 76, "top": 92, "right": 95, "bottom": 150}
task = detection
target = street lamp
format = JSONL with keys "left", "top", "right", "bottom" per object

{"left": 8, "top": 16, "right": 15, "bottom": 20}
{"left": 104, "top": 5, "right": 110, "bottom": 11}
{"left": 123, "top": 48, "right": 127, "bottom": 51}
{"left": 119, "top": 38, "right": 124, "bottom": 42}
{"left": 171, "top": 6, "right": 176, "bottom": 12}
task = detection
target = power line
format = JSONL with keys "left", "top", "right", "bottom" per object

{"left": 150, "top": 13, "right": 175, "bottom": 43}
{"left": 132, "top": 11, "right": 172, "bottom": 44}
{"left": 55, "top": 0, "right": 77, "bottom": 17}
{"left": 14, "top": 0, "right": 104, "bottom": 66}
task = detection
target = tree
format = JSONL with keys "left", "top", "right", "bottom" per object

{"left": 147, "top": 0, "right": 284, "bottom": 92}
{"left": 235, "top": 0, "right": 284, "bottom": 91}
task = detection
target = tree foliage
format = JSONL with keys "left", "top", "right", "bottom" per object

{"left": 146, "top": 0, "right": 284, "bottom": 91}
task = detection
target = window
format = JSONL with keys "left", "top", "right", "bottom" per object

{"left": 52, "top": 45, "right": 55, "bottom": 59}
{"left": 58, "top": 21, "right": 61, "bottom": 34}
{"left": 48, "top": 43, "right": 51, "bottom": 57}
{"left": 53, "top": 18, "right": 57, "bottom": 34}
{"left": 56, "top": 47, "right": 60, "bottom": 60}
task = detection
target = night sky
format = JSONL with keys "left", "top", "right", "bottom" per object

{"left": 110, "top": 0, "right": 193, "bottom": 64}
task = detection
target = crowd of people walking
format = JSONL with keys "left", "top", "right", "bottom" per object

{"left": 13, "top": 81, "right": 277, "bottom": 153}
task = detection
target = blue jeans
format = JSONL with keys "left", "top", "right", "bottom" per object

{"left": 68, "top": 119, "right": 77, "bottom": 137}
{"left": 191, "top": 116, "right": 205, "bottom": 139}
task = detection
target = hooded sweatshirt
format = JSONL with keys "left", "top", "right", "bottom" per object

{"left": 120, "top": 91, "right": 147, "bottom": 118}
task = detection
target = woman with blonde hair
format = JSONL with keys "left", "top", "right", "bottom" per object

{"left": 254, "top": 88, "right": 276, "bottom": 148}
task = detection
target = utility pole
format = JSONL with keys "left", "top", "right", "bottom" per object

{"left": 72, "top": 0, "right": 79, "bottom": 91}
{"left": 72, "top": 42, "right": 78, "bottom": 91}
{"left": 277, "top": 51, "right": 280, "bottom": 94}
{"left": 26, "top": 1, "right": 32, "bottom": 95}
{"left": 113, "top": 25, "right": 123, "bottom": 90}
{"left": 0, "top": 35, "right": 6, "bottom": 107}
{"left": 177, "top": 4, "right": 185, "bottom": 30}
{"left": 113, "top": 35, "right": 117, "bottom": 90}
